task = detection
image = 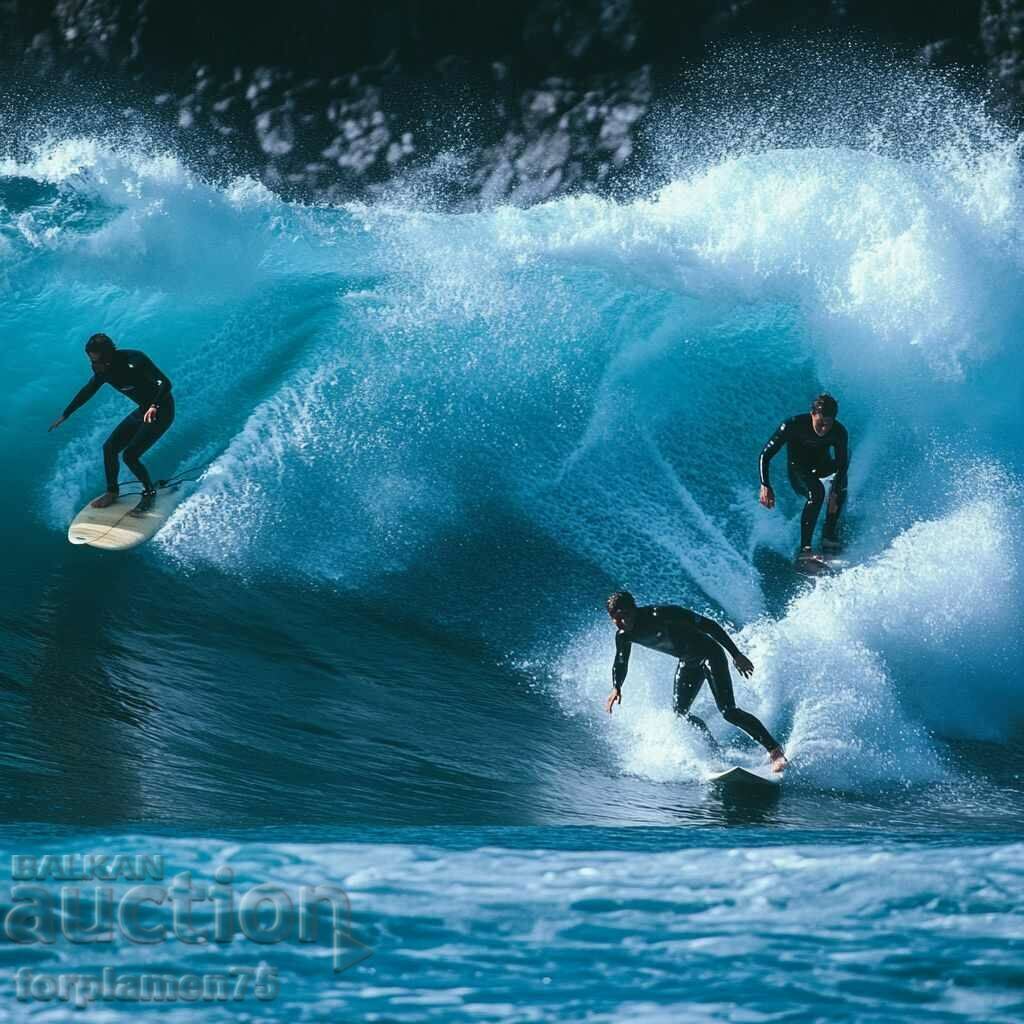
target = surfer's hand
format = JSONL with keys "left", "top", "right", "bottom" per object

{"left": 48, "top": 415, "right": 66, "bottom": 432}
{"left": 143, "top": 405, "right": 158, "bottom": 424}
{"left": 733, "top": 653, "right": 754, "bottom": 678}
{"left": 828, "top": 492, "right": 839, "bottom": 515}
{"left": 759, "top": 485, "right": 775, "bottom": 509}
{"left": 606, "top": 688, "right": 622, "bottom": 714}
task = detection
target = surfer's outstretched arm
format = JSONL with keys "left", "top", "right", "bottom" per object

{"left": 50, "top": 375, "right": 101, "bottom": 429}
{"left": 606, "top": 630, "right": 631, "bottom": 713}
{"left": 758, "top": 420, "right": 789, "bottom": 508}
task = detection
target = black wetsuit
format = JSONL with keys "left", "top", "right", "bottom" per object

{"left": 759, "top": 413, "right": 849, "bottom": 549}
{"left": 612, "top": 605, "right": 780, "bottom": 752}
{"left": 63, "top": 349, "right": 174, "bottom": 494}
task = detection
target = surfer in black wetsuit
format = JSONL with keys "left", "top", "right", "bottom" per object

{"left": 49, "top": 333, "right": 174, "bottom": 514}
{"left": 605, "top": 591, "right": 788, "bottom": 773}
{"left": 759, "top": 392, "right": 849, "bottom": 560}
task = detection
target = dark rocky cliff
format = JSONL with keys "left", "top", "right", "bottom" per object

{"left": 2, "top": 1, "right": 1021, "bottom": 205}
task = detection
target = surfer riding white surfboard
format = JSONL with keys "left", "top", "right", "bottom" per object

{"left": 604, "top": 591, "right": 788, "bottom": 774}
{"left": 758, "top": 392, "right": 849, "bottom": 572}
{"left": 48, "top": 332, "right": 175, "bottom": 520}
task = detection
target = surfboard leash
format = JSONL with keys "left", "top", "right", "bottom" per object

{"left": 115, "top": 451, "right": 223, "bottom": 491}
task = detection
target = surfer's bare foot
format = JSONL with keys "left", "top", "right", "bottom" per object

{"left": 769, "top": 746, "right": 788, "bottom": 773}
{"left": 797, "top": 546, "right": 817, "bottom": 562}
{"left": 90, "top": 491, "right": 118, "bottom": 509}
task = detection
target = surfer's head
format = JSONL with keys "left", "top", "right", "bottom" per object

{"left": 810, "top": 392, "right": 838, "bottom": 436}
{"left": 607, "top": 591, "right": 638, "bottom": 631}
{"left": 85, "top": 333, "right": 116, "bottom": 372}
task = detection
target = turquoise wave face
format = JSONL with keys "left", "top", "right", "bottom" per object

{"left": 1, "top": 114, "right": 1022, "bottom": 825}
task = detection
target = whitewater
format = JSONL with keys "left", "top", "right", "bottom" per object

{"left": 1, "top": 60, "right": 1023, "bottom": 1021}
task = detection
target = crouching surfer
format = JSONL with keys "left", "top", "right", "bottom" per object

{"left": 758, "top": 392, "right": 849, "bottom": 565}
{"left": 49, "top": 333, "right": 174, "bottom": 515}
{"left": 604, "top": 591, "right": 787, "bottom": 773}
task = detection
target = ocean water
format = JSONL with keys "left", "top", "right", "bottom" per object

{"left": 1, "top": 62, "right": 1023, "bottom": 1021}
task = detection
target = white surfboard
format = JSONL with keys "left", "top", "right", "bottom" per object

{"left": 68, "top": 485, "right": 182, "bottom": 551}
{"left": 706, "top": 764, "right": 781, "bottom": 787}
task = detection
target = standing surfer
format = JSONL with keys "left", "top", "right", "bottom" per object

{"left": 605, "top": 591, "right": 787, "bottom": 773}
{"left": 759, "top": 392, "right": 849, "bottom": 562}
{"left": 49, "top": 333, "right": 174, "bottom": 514}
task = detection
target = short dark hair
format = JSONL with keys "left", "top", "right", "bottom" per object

{"left": 86, "top": 333, "right": 115, "bottom": 355}
{"left": 811, "top": 392, "right": 838, "bottom": 417}
{"left": 606, "top": 591, "right": 636, "bottom": 614}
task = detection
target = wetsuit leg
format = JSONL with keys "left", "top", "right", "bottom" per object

{"left": 102, "top": 412, "right": 144, "bottom": 492}
{"left": 120, "top": 396, "right": 175, "bottom": 492}
{"left": 808, "top": 455, "right": 845, "bottom": 542}
{"left": 704, "top": 645, "right": 780, "bottom": 752}
{"left": 788, "top": 461, "right": 825, "bottom": 549}
{"left": 821, "top": 462, "right": 845, "bottom": 542}
{"left": 673, "top": 661, "right": 718, "bottom": 745}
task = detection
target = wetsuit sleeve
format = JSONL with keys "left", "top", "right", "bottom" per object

{"left": 695, "top": 615, "right": 742, "bottom": 660}
{"left": 612, "top": 630, "right": 631, "bottom": 690}
{"left": 135, "top": 353, "right": 171, "bottom": 406}
{"left": 759, "top": 419, "right": 790, "bottom": 488}
{"left": 62, "top": 375, "right": 102, "bottom": 419}
{"left": 831, "top": 425, "right": 849, "bottom": 496}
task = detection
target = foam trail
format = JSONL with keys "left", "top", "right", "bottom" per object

{"left": 555, "top": 476, "right": 1018, "bottom": 788}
